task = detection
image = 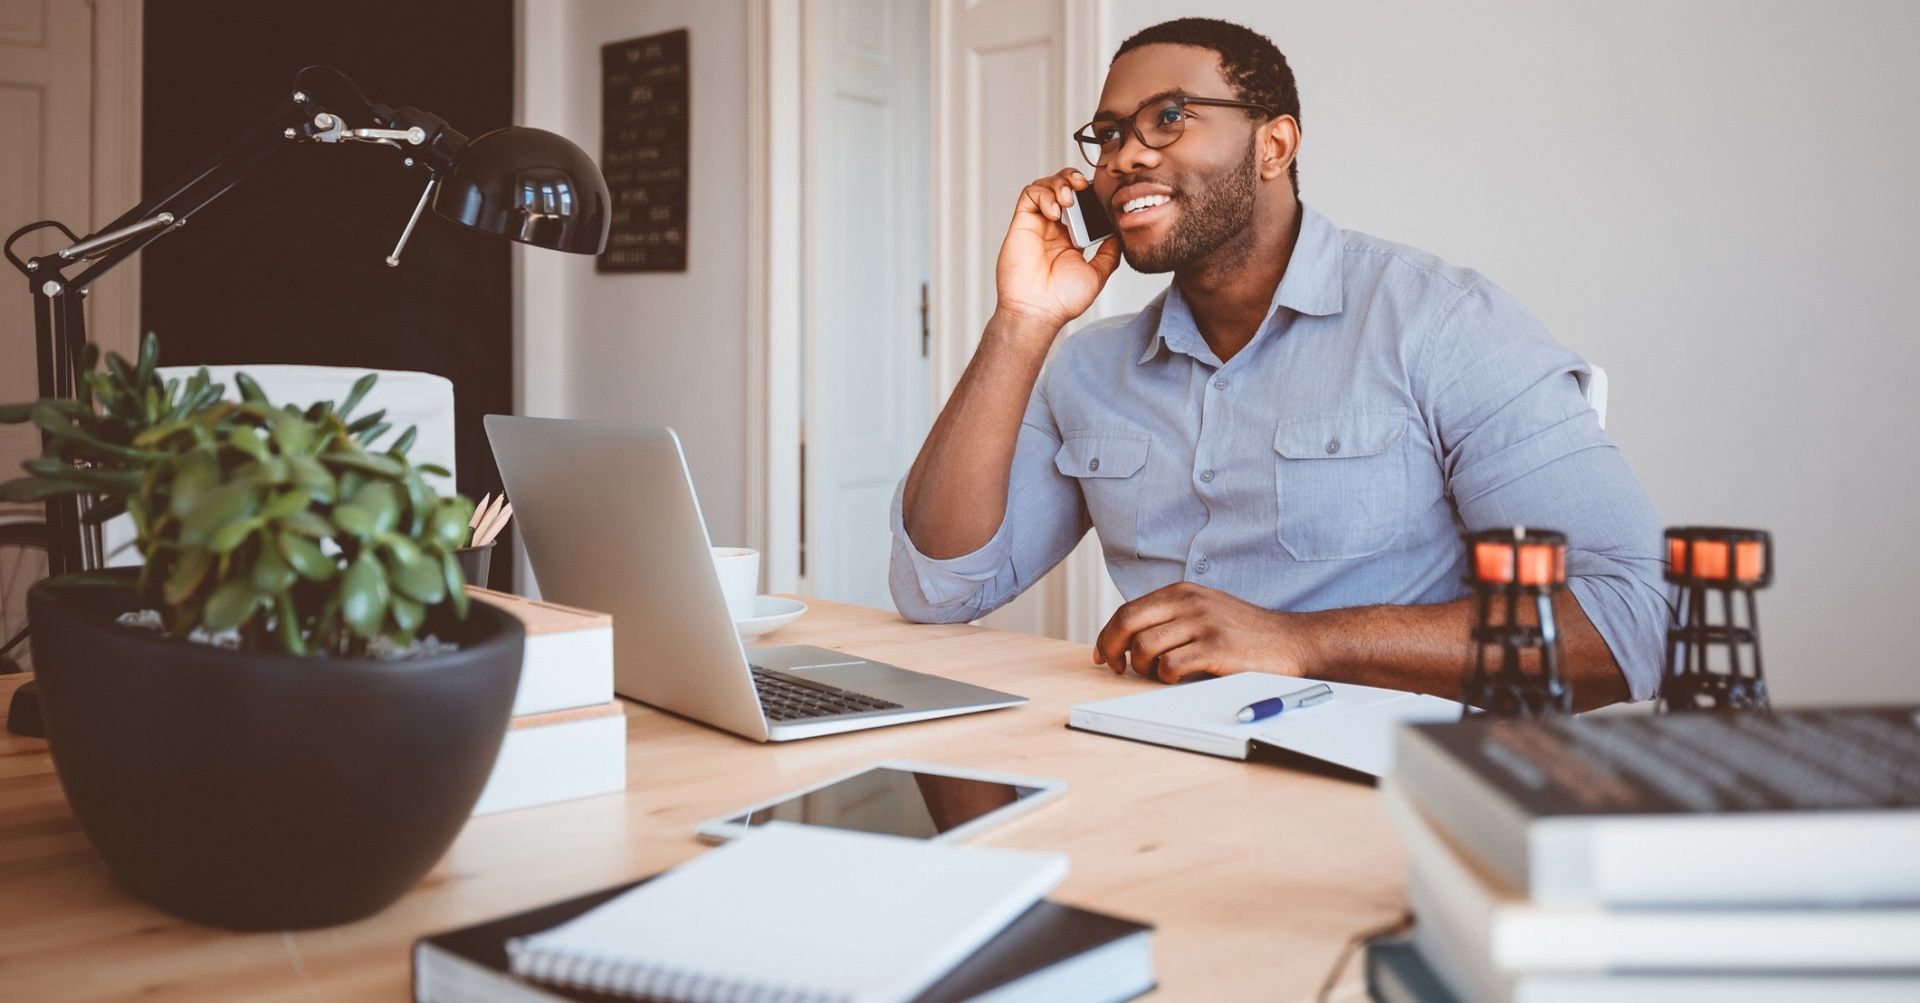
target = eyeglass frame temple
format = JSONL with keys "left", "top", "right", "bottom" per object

{"left": 1074, "top": 96, "right": 1279, "bottom": 166}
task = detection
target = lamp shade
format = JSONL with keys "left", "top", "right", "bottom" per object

{"left": 432, "top": 126, "right": 610, "bottom": 255}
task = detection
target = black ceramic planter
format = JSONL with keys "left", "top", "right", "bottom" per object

{"left": 27, "top": 574, "right": 525, "bottom": 930}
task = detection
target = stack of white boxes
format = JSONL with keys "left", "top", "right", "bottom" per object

{"left": 468, "top": 588, "right": 624, "bottom": 816}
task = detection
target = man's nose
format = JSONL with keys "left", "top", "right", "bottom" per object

{"left": 1108, "top": 125, "right": 1161, "bottom": 177}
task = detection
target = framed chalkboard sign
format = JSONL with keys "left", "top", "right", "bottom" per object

{"left": 599, "top": 29, "right": 690, "bottom": 272}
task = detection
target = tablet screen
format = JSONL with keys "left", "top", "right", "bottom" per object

{"left": 723, "top": 767, "right": 1047, "bottom": 839}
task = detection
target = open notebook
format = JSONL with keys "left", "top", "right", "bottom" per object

{"left": 1069, "top": 674, "right": 1462, "bottom": 777}
{"left": 505, "top": 822, "right": 1068, "bottom": 1003}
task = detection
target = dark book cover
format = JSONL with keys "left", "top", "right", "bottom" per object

{"left": 1364, "top": 936, "right": 1459, "bottom": 1003}
{"left": 414, "top": 875, "right": 1154, "bottom": 1003}
{"left": 1407, "top": 707, "right": 1920, "bottom": 818}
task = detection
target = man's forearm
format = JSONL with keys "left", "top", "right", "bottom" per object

{"left": 1295, "top": 592, "right": 1630, "bottom": 711}
{"left": 900, "top": 310, "right": 1057, "bottom": 559}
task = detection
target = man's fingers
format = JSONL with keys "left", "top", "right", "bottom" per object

{"left": 1087, "top": 235, "right": 1123, "bottom": 280}
{"left": 1094, "top": 591, "right": 1180, "bottom": 669}
{"left": 1155, "top": 644, "right": 1225, "bottom": 685}
{"left": 1126, "top": 621, "right": 1196, "bottom": 677}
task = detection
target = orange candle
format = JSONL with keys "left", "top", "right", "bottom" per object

{"left": 1515, "top": 543, "right": 1561, "bottom": 586}
{"left": 1474, "top": 542, "right": 1513, "bottom": 584}
{"left": 1672, "top": 538, "right": 1766, "bottom": 581}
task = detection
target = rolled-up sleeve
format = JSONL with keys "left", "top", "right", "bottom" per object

{"left": 888, "top": 372, "right": 1092, "bottom": 623}
{"left": 1419, "top": 280, "right": 1670, "bottom": 701}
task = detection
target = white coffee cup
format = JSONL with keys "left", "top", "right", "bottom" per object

{"left": 710, "top": 547, "right": 760, "bottom": 622}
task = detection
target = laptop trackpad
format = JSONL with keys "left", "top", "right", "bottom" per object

{"left": 789, "top": 661, "right": 919, "bottom": 691}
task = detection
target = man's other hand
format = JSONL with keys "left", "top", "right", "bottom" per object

{"left": 994, "top": 168, "right": 1125, "bottom": 335}
{"left": 1093, "top": 582, "right": 1315, "bottom": 683}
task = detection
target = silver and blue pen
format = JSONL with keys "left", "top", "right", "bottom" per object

{"left": 1235, "top": 683, "right": 1334, "bottom": 723}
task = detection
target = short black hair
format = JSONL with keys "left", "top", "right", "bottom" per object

{"left": 1113, "top": 17, "right": 1301, "bottom": 196}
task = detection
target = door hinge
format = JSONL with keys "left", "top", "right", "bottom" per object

{"left": 919, "top": 281, "right": 930, "bottom": 358}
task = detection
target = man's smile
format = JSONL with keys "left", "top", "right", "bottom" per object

{"left": 1113, "top": 182, "right": 1177, "bottom": 232}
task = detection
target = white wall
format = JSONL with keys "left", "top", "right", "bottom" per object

{"left": 517, "top": 0, "right": 754, "bottom": 572}
{"left": 1099, "top": 1, "right": 1920, "bottom": 706}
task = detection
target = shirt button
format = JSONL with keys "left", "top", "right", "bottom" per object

{"left": 1088, "top": 458, "right": 1100, "bottom": 472}
{"left": 1213, "top": 378, "right": 1228, "bottom": 391}
{"left": 1325, "top": 439, "right": 1341, "bottom": 455}
{"left": 1195, "top": 557, "right": 1210, "bottom": 574}
{"left": 1199, "top": 468, "right": 1215, "bottom": 483}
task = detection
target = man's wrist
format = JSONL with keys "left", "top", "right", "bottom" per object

{"left": 986, "top": 306, "right": 1064, "bottom": 354}
{"left": 1273, "top": 606, "right": 1336, "bottom": 680}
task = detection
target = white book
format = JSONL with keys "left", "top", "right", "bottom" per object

{"left": 1069, "top": 674, "right": 1460, "bottom": 777}
{"left": 505, "top": 822, "right": 1069, "bottom": 1003}
{"left": 472, "top": 702, "right": 627, "bottom": 816}
{"left": 470, "top": 588, "right": 615, "bottom": 717}
{"left": 1390, "top": 709, "right": 1920, "bottom": 907}
{"left": 1406, "top": 885, "right": 1920, "bottom": 1003}
{"left": 1381, "top": 779, "right": 1920, "bottom": 972}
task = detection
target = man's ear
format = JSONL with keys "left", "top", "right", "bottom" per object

{"left": 1259, "top": 114, "right": 1300, "bottom": 183}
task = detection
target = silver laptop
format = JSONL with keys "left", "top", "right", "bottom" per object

{"left": 485, "top": 415, "right": 1026, "bottom": 742}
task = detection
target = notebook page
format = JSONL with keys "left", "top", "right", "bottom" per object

{"left": 1073, "top": 674, "right": 1462, "bottom": 775}
{"left": 507, "top": 822, "right": 1068, "bottom": 1003}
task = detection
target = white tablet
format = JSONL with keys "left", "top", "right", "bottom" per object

{"left": 694, "top": 760, "right": 1066, "bottom": 843}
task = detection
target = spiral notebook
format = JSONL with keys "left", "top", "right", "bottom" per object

{"left": 504, "top": 822, "right": 1069, "bottom": 1002}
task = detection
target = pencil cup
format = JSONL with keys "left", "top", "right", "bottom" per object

{"left": 455, "top": 542, "right": 495, "bottom": 589}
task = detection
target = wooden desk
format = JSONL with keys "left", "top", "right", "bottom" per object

{"left": 0, "top": 598, "right": 1405, "bottom": 1001}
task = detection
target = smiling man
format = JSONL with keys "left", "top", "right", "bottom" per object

{"left": 889, "top": 18, "right": 1667, "bottom": 708}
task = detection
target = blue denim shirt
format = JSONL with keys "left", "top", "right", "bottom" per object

{"left": 890, "top": 204, "right": 1668, "bottom": 700}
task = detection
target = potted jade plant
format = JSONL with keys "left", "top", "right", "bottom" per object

{"left": 0, "top": 335, "right": 524, "bottom": 930}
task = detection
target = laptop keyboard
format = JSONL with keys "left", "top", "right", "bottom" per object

{"left": 749, "top": 665, "right": 904, "bottom": 722}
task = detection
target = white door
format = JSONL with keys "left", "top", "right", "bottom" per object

{"left": 928, "top": 0, "right": 1121, "bottom": 642}
{"left": 0, "top": 0, "right": 140, "bottom": 667}
{"left": 801, "top": 0, "right": 933, "bottom": 609}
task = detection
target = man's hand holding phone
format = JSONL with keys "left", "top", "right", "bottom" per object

{"left": 992, "top": 169, "right": 1123, "bottom": 346}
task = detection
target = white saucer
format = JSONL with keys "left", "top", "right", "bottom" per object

{"left": 735, "top": 595, "right": 807, "bottom": 641}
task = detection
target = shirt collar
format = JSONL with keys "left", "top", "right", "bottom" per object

{"left": 1136, "top": 202, "right": 1347, "bottom": 365}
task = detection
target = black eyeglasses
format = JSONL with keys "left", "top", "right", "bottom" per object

{"left": 1074, "top": 94, "right": 1277, "bottom": 167}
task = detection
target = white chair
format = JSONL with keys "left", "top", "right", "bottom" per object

{"left": 104, "top": 366, "right": 457, "bottom": 567}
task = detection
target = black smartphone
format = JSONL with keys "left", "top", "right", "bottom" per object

{"left": 1063, "top": 187, "right": 1115, "bottom": 249}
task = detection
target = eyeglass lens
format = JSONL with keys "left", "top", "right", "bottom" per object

{"left": 1080, "top": 99, "right": 1188, "bottom": 166}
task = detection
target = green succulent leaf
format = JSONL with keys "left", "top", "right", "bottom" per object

{"left": 179, "top": 480, "right": 260, "bottom": 547}
{"left": 287, "top": 454, "right": 336, "bottom": 503}
{"left": 428, "top": 499, "right": 475, "bottom": 551}
{"left": 252, "top": 535, "right": 298, "bottom": 593}
{"left": 233, "top": 372, "right": 268, "bottom": 405}
{"left": 334, "top": 481, "right": 401, "bottom": 539}
{"left": 388, "top": 426, "right": 417, "bottom": 458}
{"left": 205, "top": 515, "right": 259, "bottom": 554}
{"left": 164, "top": 548, "right": 213, "bottom": 605}
{"left": 276, "top": 509, "right": 334, "bottom": 538}
{"left": 169, "top": 449, "right": 219, "bottom": 517}
{"left": 340, "top": 551, "right": 391, "bottom": 639}
{"left": 203, "top": 580, "right": 260, "bottom": 631}
{"left": 228, "top": 425, "right": 270, "bottom": 461}
{"left": 135, "top": 331, "right": 159, "bottom": 386}
{"left": 386, "top": 540, "right": 446, "bottom": 604}
{"left": 261, "top": 487, "right": 312, "bottom": 521}
{"left": 0, "top": 401, "right": 36, "bottom": 423}
{"left": 268, "top": 406, "right": 313, "bottom": 453}
{"left": 278, "top": 532, "right": 337, "bottom": 581}
{"left": 322, "top": 449, "right": 404, "bottom": 480}
{"left": 337, "top": 373, "right": 379, "bottom": 421}
{"left": 390, "top": 594, "right": 425, "bottom": 634}
{"left": 441, "top": 547, "right": 469, "bottom": 618}
{"left": 275, "top": 593, "right": 309, "bottom": 656}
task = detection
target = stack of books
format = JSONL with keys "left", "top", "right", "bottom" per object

{"left": 1368, "top": 708, "right": 1920, "bottom": 1002}
{"left": 468, "top": 588, "right": 624, "bottom": 816}
{"left": 413, "top": 822, "right": 1155, "bottom": 1002}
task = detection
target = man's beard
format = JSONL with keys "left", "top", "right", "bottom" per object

{"left": 1118, "top": 140, "right": 1259, "bottom": 275}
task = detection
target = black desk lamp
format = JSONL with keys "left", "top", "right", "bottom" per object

{"left": 2, "top": 65, "right": 609, "bottom": 735}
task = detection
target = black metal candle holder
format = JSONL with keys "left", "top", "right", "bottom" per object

{"left": 1660, "top": 526, "right": 1772, "bottom": 712}
{"left": 1461, "top": 527, "right": 1572, "bottom": 717}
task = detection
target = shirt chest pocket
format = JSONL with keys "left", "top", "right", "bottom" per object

{"left": 1273, "top": 409, "right": 1410, "bottom": 561}
{"left": 1055, "top": 432, "right": 1150, "bottom": 560}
